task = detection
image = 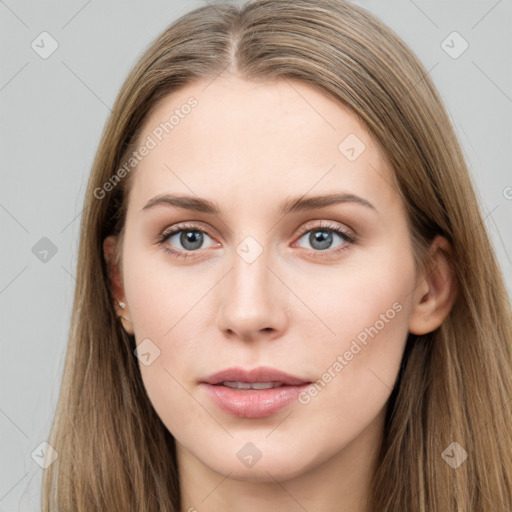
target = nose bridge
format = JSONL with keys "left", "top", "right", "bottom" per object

{"left": 216, "top": 232, "right": 284, "bottom": 338}
{"left": 230, "top": 234, "right": 274, "bottom": 309}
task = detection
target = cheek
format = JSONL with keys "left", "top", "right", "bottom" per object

{"left": 122, "top": 240, "right": 189, "bottom": 336}
{"left": 121, "top": 245, "right": 213, "bottom": 398}
{"left": 297, "top": 242, "right": 415, "bottom": 348}
{"left": 123, "top": 265, "right": 204, "bottom": 427}
{"left": 294, "top": 247, "right": 415, "bottom": 425}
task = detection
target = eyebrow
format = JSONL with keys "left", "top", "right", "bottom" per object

{"left": 141, "top": 192, "right": 376, "bottom": 216}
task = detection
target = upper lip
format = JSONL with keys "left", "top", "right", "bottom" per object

{"left": 203, "top": 366, "right": 311, "bottom": 386}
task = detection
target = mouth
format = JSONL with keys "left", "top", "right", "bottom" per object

{"left": 219, "top": 381, "right": 289, "bottom": 390}
{"left": 201, "top": 366, "right": 312, "bottom": 418}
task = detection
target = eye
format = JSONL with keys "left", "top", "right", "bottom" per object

{"left": 157, "top": 223, "right": 218, "bottom": 260}
{"left": 293, "top": 221, "right": 357, "bottom": 256}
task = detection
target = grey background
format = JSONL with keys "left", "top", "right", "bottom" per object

{"left": 1, "top": 0, "right": 511, "bottom": 509}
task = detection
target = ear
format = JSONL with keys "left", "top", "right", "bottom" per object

{"left": 103, "top": 235, "right": 134, "bottom": 335}
{"left": 409, "top": 235, "right": 458, "bottom": 335}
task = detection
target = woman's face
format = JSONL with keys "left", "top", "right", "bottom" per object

{"left": 110, "top": 74, "right": 420, "bottom": 482}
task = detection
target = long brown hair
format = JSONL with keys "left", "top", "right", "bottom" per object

{"left": 42, "top": 0, "right": 512, "bottom": 510}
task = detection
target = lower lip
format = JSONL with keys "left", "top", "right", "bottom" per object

{"left": 202, "top": 383, "right": 310, "bottom": 418}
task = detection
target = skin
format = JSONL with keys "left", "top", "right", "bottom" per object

{"left": 104, "top": 73, "right": 457, "bottom": 512}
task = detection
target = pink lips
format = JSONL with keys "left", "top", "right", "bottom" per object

{"left": 201, "top": 366, "right": 311, "bottom": 419}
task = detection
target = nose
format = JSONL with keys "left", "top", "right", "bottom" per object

{"left": 216, "top": 244, "right": 287, "bottom": 343}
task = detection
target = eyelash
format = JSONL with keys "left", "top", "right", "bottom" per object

{"left": 156, "top": 221, "right": 358, "bottom": 260}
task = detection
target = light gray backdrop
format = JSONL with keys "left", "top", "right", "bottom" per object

{"left": 1, "top": 0, "right": 511, "bottom": 510}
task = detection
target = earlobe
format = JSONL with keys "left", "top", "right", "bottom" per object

{"left": 408, "top": 235, "right": 458, "bottom": 335}
{"left": 103, "top": 235, "right": 134, "bottom": 335}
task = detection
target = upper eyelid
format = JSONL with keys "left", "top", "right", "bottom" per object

{"left": 296, "top": 220, "right": 355, "bottom": 237}
{"left": 161, "top": 221, "right": 217, "bottom": 238}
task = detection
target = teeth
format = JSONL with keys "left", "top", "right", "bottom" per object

{"left": 250, "top": 382, "right": 282, "bottom": 389}
{"left": 222, "top": 381, "right": 283, "bottom": 390}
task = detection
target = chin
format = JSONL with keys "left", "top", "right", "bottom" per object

{"left": 208, "top": 455, "right": 312, "bottom": 483}
{"left": 192, "top": 437, "right": 323, "bottom": 483}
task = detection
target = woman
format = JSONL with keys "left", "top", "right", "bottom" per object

{"left": 42, "top": 0, "right": 512, "bottom": 510}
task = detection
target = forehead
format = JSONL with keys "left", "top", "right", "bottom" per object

{"left": 127, "top": 73, "right": 398, "bottom": 216}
